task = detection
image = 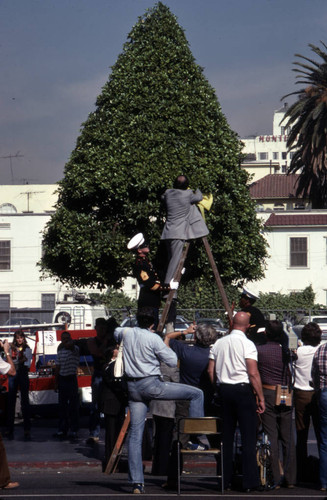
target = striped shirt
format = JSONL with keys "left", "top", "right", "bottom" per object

{"left": 312, "top": 343, "right": 327, "bottom": 390}
{"left": 57, "top": 345, "right": 80, "bottom": 376}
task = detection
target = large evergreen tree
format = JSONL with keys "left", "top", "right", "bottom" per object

{"left": 282, "top": 42, "right": 327, "bottom": 208}
{"left": 41, "top": 2, "right": 267, "bottom": 289}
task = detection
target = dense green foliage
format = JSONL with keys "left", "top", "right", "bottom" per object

{"left": 257, "top": 285, "right": 315, "bottom": 311}
{"left": 90, "top": 289, "right": 137, "bottom": 322}
{"left": 177, "top": 279, "right": 239, "bottom": 311}
{"left": 41, "top": 2, "right": 267, "bottom": 289}
{"left": 90, "top": 284, "right": 322, "bottom": 326}
{"left": 282, "top": 42, "right": 327, "bottom": 208}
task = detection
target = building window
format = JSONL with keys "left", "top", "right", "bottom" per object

{"left": 0, "top": 203, "right": 17, "bottom": 214}
{"left": 273, "top": 152, "right": 279, "bottom": 160}
{"left": 290, "top": 237, "right": 307, "bottom": 267}
{"left": 282, "top": 165, "right": 287, "bottom": 173}
{"left": 0, "top": 241, "right": 11, "bottom": 270}
{"left": 290, "top": 152, "right": 296, "bottom": 159}
{"left": 282, "top": 152, "right": 287, "bottom": 160}
{"left": 281, "top": 126, "right": 290, "bottom": 135}
{"left": 274, "top": 203, "right": 285, "bottom": 211}
{"left": 259, "top": 152, "right": 268, "bottom": 160}
{"left": 41, "top": 293, "right": 56, "bottom": 310}
{"left": 244, "top": 153, "right": 256, "bottom": 161}
{"left": 0, "top": 294, "right": 10, "bottom": 310}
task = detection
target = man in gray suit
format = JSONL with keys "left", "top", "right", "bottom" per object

{"left": 161, "top": 175, "right": 209, "bottom": 286}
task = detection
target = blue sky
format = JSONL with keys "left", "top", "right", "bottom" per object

{"left": 1, "top": 0, "right": 327, "bottom": 184}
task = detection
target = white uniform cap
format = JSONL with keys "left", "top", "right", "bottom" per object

{"left": 242, "top": 287, "right": 259, "bottom": 301}
{"left": 127, "top": 233, "right": 145, "bottom": 250}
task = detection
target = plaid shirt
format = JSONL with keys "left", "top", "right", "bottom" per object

{"left": 312, "top": 343, "right": 327, "bottom": 390}
{"left": 257, "top": 341, "right": 289, "bottom": 386}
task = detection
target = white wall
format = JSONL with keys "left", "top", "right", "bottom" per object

{"left": 0, "top": 213, "right": 60, "bottom": 308}
{"left": 248, "top": 221, "right": 327, "bottom": 305}
{"left": 0, "top": 185, "right": 139, "bottom": 309}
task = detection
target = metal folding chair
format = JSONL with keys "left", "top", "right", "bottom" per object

{"left": 177, "top": 417, "right": 224, "bottom": 494}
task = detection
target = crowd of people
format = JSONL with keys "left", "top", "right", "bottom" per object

{"left": 1, "top": 175, "right": 326, "bottom": 495}
{"left": 116, "top": 305, "right": 327, "bottom": 494}
{"left": 1, "top": 309, "right": 326, "bottom": 494}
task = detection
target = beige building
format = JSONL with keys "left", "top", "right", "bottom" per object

{"left": 0, "top": 185, "right": 137, "bottom": 322}
{"left": 242, "top": 103, "right": 293, "bottom": 182}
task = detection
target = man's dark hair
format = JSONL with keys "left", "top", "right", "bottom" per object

{"left": 95, "top": 317, "right": 107, "bottom": 327}
{"left": 301, "top": 322, "right": 321, "bottom": 346}
{"left": 136, "top": 307, "right": 156, "bottom": 329}
{"left": 58, "top": 330, "right": 73, "bottom": 350}
{"left": 265, "top": 320, "right": 283, "bottom": 342}
{"left": 106, "top": 316, "right": 118, "bottom": 333}
{"left": 61, "top": 330, "right": 71, "bottom": 339}
{"left": 173, "top": 175, "right": 189, "bottom": 190}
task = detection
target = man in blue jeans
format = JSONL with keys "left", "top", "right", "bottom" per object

{"left": 114, "top": 307, "right": 204, "bottom": 494}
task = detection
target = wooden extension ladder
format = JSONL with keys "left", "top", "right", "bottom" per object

{"left": 105, "top": 236, "right": 232, "bottom": 474}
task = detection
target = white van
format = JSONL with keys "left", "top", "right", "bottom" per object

{"left": 52, "top": 294, "right": 109, "bottom": 330}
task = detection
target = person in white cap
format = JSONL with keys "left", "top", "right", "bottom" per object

{"left": 239, "top": 287, "right": 265, "bottom": 344}
{"left": 127, "top": 233, "right": 178, "bottom": 328}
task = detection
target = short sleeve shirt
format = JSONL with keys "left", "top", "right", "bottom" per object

{"left": 294, "top": 344, "right": 319, "bottom": 390}
{"left": 0, "top": 356, "right": 10, "bottom": 375}
{"left": 209, "top": 329, "right": 258, "bottom": 384}
{"left": 57, "top": 345, "right": 80, "bottom": 376}
{"left": 169, "top": 339, "right": 210, "bottom": 387}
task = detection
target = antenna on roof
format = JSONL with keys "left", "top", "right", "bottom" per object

{"left": 0, "top": 152, "right": 24, "bottom": 183}
{"left": 20, "top": 190, "right": 45, "bottom": 212}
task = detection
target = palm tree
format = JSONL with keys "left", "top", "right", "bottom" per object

{"left": 282, "top": 42, "right": 327, "bottom": 208}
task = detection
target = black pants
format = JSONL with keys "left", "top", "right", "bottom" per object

{"left": 104, "top": 409, "right": 126, "bottom": 466}
{"left": 58, "top": 375, "right": 79, "bottom": 433}
{"left": 152, "top": 415, "right": 175, "bottom": 475}
{"left": 220, "top": 383, "right": 259, "bottom": 490}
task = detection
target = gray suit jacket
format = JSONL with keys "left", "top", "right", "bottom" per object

{"left": 161, "top": 188, "right": 209, "bottom": 240}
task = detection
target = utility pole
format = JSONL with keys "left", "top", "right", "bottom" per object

{"left": 0, "top": 152, "right": 24, "bottom": 183}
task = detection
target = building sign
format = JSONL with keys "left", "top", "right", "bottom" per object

{"left": 259, "top": 135, "right": 288, "bottom": 142}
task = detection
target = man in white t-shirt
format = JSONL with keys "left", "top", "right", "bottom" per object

{"left": 294, "top": 322, "right": 321, "bottom": 481}
{"left": 208, "top": 311, "right": 265, "bottom": 492}
{"left": 0, "top": 340, "right": 19, "bottom": 490}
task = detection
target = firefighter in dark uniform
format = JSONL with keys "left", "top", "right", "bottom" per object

{"left": 127, "top": 233, "right": 178, "bottom": 329}
{"left": 239, "top": 287, "right": 266, "bottom": 345}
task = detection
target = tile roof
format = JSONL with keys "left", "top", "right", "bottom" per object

{"left": 265, "top": 212, "right": 327, "bottom": 227}
{"left": 249, "top": 174, "right": 302, "bottom": 199}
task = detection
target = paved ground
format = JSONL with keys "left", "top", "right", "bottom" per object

{"left": 1, "top": 415, "right": 325, "bottom": 499}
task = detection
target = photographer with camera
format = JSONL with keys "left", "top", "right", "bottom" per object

{"left": 0, "top": 339, "right": 19, "bottom": 489}
{"left": 257, "top": 321, "right": 296, "bottom": 489}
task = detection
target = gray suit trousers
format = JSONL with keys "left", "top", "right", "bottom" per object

{"left": 164, "top": 239, "right": 185, "bottom": 284}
